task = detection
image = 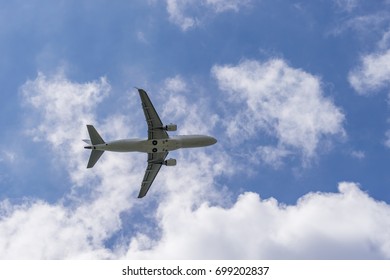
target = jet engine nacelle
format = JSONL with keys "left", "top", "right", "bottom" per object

{"left": 164, "top": 124, "right": 177, "bottom": 131}
{"left": 164, "top": 158, "right": 177, "bottom": 166}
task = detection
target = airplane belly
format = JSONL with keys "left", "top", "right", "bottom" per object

{"left": 143, "top": 139, "right": 181, "bottom": 153}
{"left": 104, "top": 139, "right": 146, "bottom": 152}
{"left": 94, "top": 138, "right": 182, "bottom": 153}
{"left": 92, "top": 136, "right": 215, "bottom": 153}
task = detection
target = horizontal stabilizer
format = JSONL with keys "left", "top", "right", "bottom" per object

{"left": 87, "top": 150, "right": 104, "bottom": 168}
{"left": 87, "top": 125, "right": 105, "bottom": 145}
{"left": 82, "top": 139, "right": 91, "bottom": 144}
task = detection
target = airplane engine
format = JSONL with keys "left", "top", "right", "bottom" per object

{"left": 164, "top": 124, "right": 177, "bottom": 131}
{"left": 164, "top": 158, "right": 177, "bottom": 166}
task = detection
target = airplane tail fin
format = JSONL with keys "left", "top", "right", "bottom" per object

{"left": 85, "top": 125, "right": 105, "bottom": 168}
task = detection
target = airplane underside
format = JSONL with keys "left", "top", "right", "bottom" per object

{"left": 84, "top": 89, "right": 217, "bottom": 198}
{"left": 85, "top": 136, "right": 216, "bottom": 153}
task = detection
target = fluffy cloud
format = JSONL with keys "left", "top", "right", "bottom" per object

{"left": 21, "top": 71, "right": 108, "bottom": 156}
{"left": 349, "top": 49, "right": 390, "bottom": 94}
{"left": 334, "top": 0, "right": 359, "bottom": 12}
{"left": 329, "top": 10, "right": 390, "bottom": 37}
{"left": 212, "top": 59, "right": 345, "bottom": 166}
{"left": 163, "top": 75, "right": 188, "bottom": 94}
{"left": 204, "top": 0, "right": 250, "bottom": 13}
{"left": 385, "top": 130, "right": 390, "bottom": 148}
{"left": 126, "top": 182, "right": 390, "bottom": 259}
{"left": 161, "top": 75, "right": 219, "bottom": 135}
{"left": 21, "top": 71, "right": 116, "bottom": 186}
{"left": 0, "top": 71, "right": 227, "bottom": 259}
{"left": 0, "top": 200, "right": 113, "bottom": 259}
{"left": 166, "top": 0, "right": 251, "bottom": 31}
{"left": 0, "top": 150, "right": 16, "bottom": 164}
{"left": 378, "top": 30, "right": 390, "bottom": 50}
{"left": 1, "top": 71, "right": 144, "bottom": 259}
{"left": 350, "top": 150, "right": 365, "bottom": 159}
{"left": 348, "top": 36, "right": 390, "bottom": 148}
{"left": 2, "top": 71, "right": 390, "bottom": 260}
{"left": 166, "top": 0, "right": 198, "bottom": 31}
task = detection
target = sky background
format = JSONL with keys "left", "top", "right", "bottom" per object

{"left": 0, "top": 0, "right": 390, "bottom": 259}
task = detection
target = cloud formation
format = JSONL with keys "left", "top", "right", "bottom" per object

{"left": 161, "top": 75, "right": 219, "bottom": 135}
{"left": 385, "top": 131, "right": 390, "bottom": 148}
{"left": 334, "top": 0, "right": 359, "bottom": 12}
{"left": 166, "top": 0, "right": 251, "bottom": 31}
{"left": 2, "top": 71, "right": 144, "bottom": 259}
{"left": 212, "top": 59, "right": 345, "bottom": 166}
{"left": 348, "top": 31, "right": 390, "bottom": 148}
{"left": 329, "top": 10, "right": 390, "bottom": 37}
{"left": 126, "top": 182, "right": 390, "bottom": 259}
{"left": 0, "top": 200, "right": 113, "bottom": 259}
{"left": 349, "top": 48, "right": 390, "bottom": 94}
{"left": 1, "top": 72, "right": 389, "bottom": 260}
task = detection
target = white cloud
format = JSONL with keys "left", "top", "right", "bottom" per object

{"left": 21, "top": 71, "right": 109, "bottom": 145}
{"left": 348, "top": 44, "right": 390, "bottom": 148}
{"left": 0, "top": 71, "right": 229, "bottom": 259}
{"left": 163, "top": 75, "right": 188, "bottom": 93}
{"left": 1, "top": 71, "right": 145, "bottom": 259}
{"left": 204, "top": 0, "right": 250, "bottom": 13}
{"left": 256, "top": 145, "right": 292, "bottom": 168}
{"left": 3, "top": 71, "right": 390, "bottom": 260}
{"left": 161, "top": 75, "right": 219, "bottom": 135}
{"left": 329, "top": 11, "right": 390, "bottom": 36}
{"left": 136, "top": 31, "right": 148, "bottom": 44}
{"left": 385, "top": 130, "right": 390, "bottom": 148}
{"left": 378, "top": 29, "right": 390, "bottom": 50}
{"left": 166, "top": 0, "right": 251, "bottom": 31}
{"left": 125, "top": 182, "right": 390, "bottom": 259}
{"left": 349, "top": 49, "right": 390, "bottom": 94}
{"left": 348, "top": 39, "right": 390, "bottom": 149}
{"left": 166, "top": 0, "right": 199, "bottom": 31}
{"left": 0, "top": 200, "right": 113, "bottom": 259}
{"left": 334, "top": 0, "right": 359, "bottom": 12}
{"left": 350, "top": 150, "right": 365, "bottom": 159}
{"left": 21, "top": 71, "right": 111, "bottom": 185}
{"left": 212, "top": 59, "right": 345, "bottom": 166}
{"left": 0, "top": 150, "right": 16, "bottom": 164}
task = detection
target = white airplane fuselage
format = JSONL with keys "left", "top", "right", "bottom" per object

{"left": 85, "top": 135, "right": 217, "bottom": 154}
{"left": 85, "top": 88, "right": 218, "bottom": 197}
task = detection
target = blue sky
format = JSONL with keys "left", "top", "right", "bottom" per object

{"left": 0, "top": 0, "right": 390, "bottom": 259}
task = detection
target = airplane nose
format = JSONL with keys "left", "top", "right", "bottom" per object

{"left": 208, "top": 136, "right": 217, "bottom": 145}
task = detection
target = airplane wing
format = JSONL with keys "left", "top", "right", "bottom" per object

{"left": 138, "top": 89, "right": 169, "bottom": 140}
{"left": 138, "top": 151, "right": 168, "bottom": 198}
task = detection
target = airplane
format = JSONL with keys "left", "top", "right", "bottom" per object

{"left": 83, "top": 88, "right": 217, "bottom": 198}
